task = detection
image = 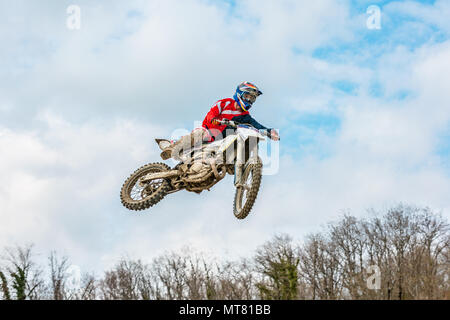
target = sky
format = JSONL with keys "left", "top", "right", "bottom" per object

{"left": 0, "top": 0, "right": 449, "bottom": 274}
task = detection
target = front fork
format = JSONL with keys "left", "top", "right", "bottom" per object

{"left": 234, "top": 137, "right": 258, "bottom": 187}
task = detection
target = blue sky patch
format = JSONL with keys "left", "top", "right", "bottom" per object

{"left": 436, "top": 128, "right": 450, "bottom": 158}
{"left": 280, "top": 112, "right": 341, "bottom": 159}
{"left": 127, "top": 10, "right": 143, "bottom": 19}
{"left": 332, "top": 80, "right": 359, "bottom": 95}
{"left": 369, "top": 81, "right": 384, "bottom": 98}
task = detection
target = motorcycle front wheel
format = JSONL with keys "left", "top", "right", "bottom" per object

{"left": 233, "top": 158, "right": 262, "bottom": 219}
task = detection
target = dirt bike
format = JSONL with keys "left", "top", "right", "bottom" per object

{"left": 120, "top": 119, "right": 278, "bottom": 219}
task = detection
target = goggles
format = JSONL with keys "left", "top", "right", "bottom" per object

{"left": 242, "top": 92, "right": 258, "bottom": 104}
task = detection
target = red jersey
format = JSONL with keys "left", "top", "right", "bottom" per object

{"left": 202, "top": 98, "right": 249, "bottom": 141}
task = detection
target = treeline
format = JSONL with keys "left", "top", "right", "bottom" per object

{"left": 0, "top": 204, "right": 449, "bottom": 300}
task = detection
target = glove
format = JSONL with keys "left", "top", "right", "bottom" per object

{"left": 270, "top": 129, "right": 280, "bottom": 141}
{"left": 211, "top": 117, "right": 221, "bottom": 125}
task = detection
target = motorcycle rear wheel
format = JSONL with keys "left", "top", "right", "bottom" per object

{"left": 120, "top": 162, "right": 171, "bottom": 211}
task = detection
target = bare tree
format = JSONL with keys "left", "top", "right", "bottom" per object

{"left": 299, "top": 233, "right": 344, "bottom": 300}
{"left": 213, "top": 258, "right": 257, "bottom": 300}
{"left": 77, "top": 272, "right": 98, "bottom": 300}
{"left": 151, "top": 252, "right": 188, "bottom": 299}
{"left": 328, "top": 214, "right": 367, "bottom": 299}
{"left": 99, "top": 258, "right": 150, "bottom": 300}
{"left": 360, "top": 204, "right": 449, "bottom": 299}
{"left": 48, "top": 251, "right": 69, "bottom": 300}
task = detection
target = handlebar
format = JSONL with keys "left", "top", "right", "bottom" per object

{"left": 218, "top": 119, "right": 280, "bottom": 140}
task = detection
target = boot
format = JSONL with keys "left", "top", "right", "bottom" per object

{"left": 160, "top": 129, "right": 206, "bottom": 160}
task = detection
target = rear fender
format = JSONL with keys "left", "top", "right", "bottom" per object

{"left": 155, "top": 139, "right": 172, "bottom": 150}
{"left": 141, "top": 170, "right": 179, "bottom": 183}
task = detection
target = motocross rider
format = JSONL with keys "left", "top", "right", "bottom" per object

{"left": 161, "top": 81, "right": 280, "bottom": 160}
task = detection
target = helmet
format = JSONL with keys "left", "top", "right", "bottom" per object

{"left": 233, "top": 81, "right": 263, "bottom": 111}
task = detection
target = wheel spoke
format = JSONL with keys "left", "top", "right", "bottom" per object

{"left": 242, "top": 192, "right": 247, "bottom": 205}
{"left": 238, "top": 168, "right": 255, "bottom": 209}
{"left": 130, "top": 174, "right": 164, "bottom": 201}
